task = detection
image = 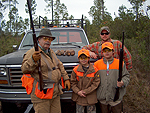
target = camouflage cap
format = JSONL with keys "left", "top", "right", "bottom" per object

{"left": 100, "top": 26, "right": 110, "bottom": 33}
{"left": 37, "top": 28, "right": 55, "bottom": 40}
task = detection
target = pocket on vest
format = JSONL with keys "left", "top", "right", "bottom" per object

{"left": 35, "top": 82, "right": 55, "bottom": 99}
{"left": 21, "top": 74, "right": 34, "bottom": 95}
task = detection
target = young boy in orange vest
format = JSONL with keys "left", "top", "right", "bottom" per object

{"left": 94, "top": 42, "right": 130, "bottom": 113}
{"left": 71, "top": 49, "right": 100, "bottom": 113}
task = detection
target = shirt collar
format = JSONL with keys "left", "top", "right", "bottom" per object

{"left": 38, "top": 44, "right": 48, "bottom": 53}
{"left": 103, "top": 57, "right": 114, "bottom": 64}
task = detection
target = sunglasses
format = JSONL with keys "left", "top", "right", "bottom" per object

{"left": 79, "top": 57, "right": 88, "bottom": 60}
{"left": 43, "top": 37, "right": 53, "bottom": 41}
{"left": 101, "top": 32, "right": 109, "bottom": 35}
{"left": 103, "top": 49, "right": 112, "bottom": 53}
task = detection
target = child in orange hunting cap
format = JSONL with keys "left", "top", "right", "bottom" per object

{"left": 94, "top": 42, "right": 130, "bottom": 113}
{"left": 71, "top": 49, "right": 100, "bottom": 113}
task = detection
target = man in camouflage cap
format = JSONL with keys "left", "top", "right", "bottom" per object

{"left": 21, "top": 28, "right": 70, "bottom": 113}
{"left": 82, "top": 26, "right": 132, "bottom": 73}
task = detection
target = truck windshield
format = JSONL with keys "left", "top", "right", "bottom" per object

{"left": 19, "top": 29, "right": 88, "bottom": 49}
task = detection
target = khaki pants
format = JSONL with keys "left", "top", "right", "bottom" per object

{"left": 99, "top": 101, "right": 122, "bottom": 113}
{"left": 33, "top": 96, "right": 61, "bottom": 113}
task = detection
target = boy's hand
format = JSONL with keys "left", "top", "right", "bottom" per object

{"left": 117, "top": 80, "right": 124, "bottom": 87}
{"left": 78, "top": 90, "right": 86, "bottom": 97}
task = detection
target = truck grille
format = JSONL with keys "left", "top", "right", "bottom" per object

{"left": 9, "top": 65, "right": 76, "bottom": 86}
{"left": 9, "top": 67, "right": 23, "bottom": 86}
{"left": 64, "top": 66, "right": 75, "bottom": 77}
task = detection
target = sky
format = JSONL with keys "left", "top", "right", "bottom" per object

{"left": 3, "top": 0, "right": 150, "bottom": 22}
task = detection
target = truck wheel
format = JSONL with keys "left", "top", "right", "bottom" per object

{"left": 1, "top": 102, "right": 18, "bottom": 113}
{"left": 1, "top": 102, "right": 31, "bottom": 113}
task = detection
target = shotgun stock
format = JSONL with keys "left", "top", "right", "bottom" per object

{"left": 113, "top": 32, "right": 124, "bottom": 101}
{"left": 27, "top": 0, "right": 43, "bottom": 91}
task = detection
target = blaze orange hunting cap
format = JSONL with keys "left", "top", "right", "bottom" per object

{"left": 78, "top": 49, "right": 90, "bottom": 58}
{"left": 102, "top": 42, "right": 114, "bottom": 50}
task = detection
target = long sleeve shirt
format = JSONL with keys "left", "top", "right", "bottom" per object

{"left": 82, "top": 39, "right": 132, "bottom": 72}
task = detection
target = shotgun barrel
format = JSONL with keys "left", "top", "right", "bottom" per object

{"left": 113, "top": 32, "right": 124, "bottom": 101}
{"left": 27, "top": 0, "right": 43, "bottom": 91}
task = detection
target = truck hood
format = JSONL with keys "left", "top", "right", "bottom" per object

{"left": 51, "top": 47, "right": 97, "bottom": 63}
{"left": 0, "top": 48, "right": 97, "bottom": 65}
{"left": 0, "top": 50, "right": 28, "bottom": 65}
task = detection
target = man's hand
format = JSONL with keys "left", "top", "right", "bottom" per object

{"left": 89, "top": 51, "right": 97, "bottom": 59}
{"left": 117, "top": 80, "right": 124, "bottom": 87}
{"left": 65, "top": 80, "right": 70, "bottom": 90}
{"left": 32, "top": 51, "right": 41, "bottom": 62}
{"left": 78, "top": 90, "right": 86, "bottom": 97}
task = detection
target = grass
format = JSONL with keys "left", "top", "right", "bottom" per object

{"left": 123, "top": 68, "right": 150, "bottom": 113}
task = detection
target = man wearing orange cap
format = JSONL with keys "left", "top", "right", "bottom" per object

{"left": 94, "top": 42, "right": 130, "bottom": 113}
{"left": 71, "top": 49, "right": 100, "bottom": 113}
{"left": 82, "top": 26, "right": 132, "bottom": 73}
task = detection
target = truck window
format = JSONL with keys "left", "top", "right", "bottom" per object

{"left": 19, "top": 29, "right": 88, "bottom": 49}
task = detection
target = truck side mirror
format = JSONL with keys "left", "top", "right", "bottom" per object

{"left": 13, "top": 45, "right": 18, "bottom": 50}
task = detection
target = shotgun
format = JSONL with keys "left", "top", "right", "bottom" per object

{"left": 27, "top": 0, "right": 43, "bottom": 91}
{"left": 113, "top": 32, "right": 124, "bottom": 101}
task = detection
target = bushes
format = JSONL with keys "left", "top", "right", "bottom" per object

{"left": 0, "top": 34, "right": 22, "bottom": 57}
{"left": 127, "top": 38, "right": 150, "bottom": 74}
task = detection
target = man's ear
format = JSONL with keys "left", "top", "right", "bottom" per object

{"left": 38, "top": 37, "right": 41, "bottom": 41}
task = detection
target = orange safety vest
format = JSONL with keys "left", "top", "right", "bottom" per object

{"left": 35, "top": 82, "right": 55, "bottom": 99}
{"left": 21, "top": 74, "right": 34, "bottom": 95}
{"left": 73, "top": 65, "right": 98, "bottom": 81}
{"left": 21, "top": 74, "right": 55, "bottom": 99}
{"left": 95, "top": 58, "right": 124, "bottom": 70}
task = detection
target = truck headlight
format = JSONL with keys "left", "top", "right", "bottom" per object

{"left": 0, "top": 68, "right": 7, "bottom": 76}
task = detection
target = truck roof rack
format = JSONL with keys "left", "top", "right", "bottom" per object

{"left": 33, "top": 15, "right": 86, "bottom": 29}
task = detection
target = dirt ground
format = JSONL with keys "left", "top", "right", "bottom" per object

{"left": 122, "top": 70, "right": 150, "bottom": 113}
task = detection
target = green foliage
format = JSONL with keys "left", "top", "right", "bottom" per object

{"left": 88, "top": 0, "right": 112, "bottom": 26}
{"left": 44, "top": 0, "right": 69, "bottom": 21}
{"left": 0, "top": 34, "right": 22, "bottom": 57}
{"left": 131, "top": 16, "right": 150, "bottom": 74}
{"left": 25, "top": 0, "right": 37, "bottom": 15}
{"left": 128, "top": 0, "right": 146, "bottom": 20}
{"left": 127, "top": 38, "right": 149, "bottom": 73}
